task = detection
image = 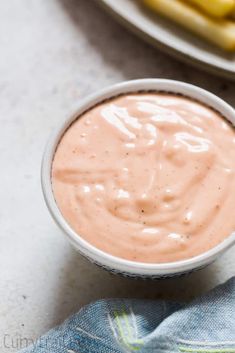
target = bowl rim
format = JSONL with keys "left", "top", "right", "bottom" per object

{"left": 41, "top": 78, "right": 235, "bottom": 276}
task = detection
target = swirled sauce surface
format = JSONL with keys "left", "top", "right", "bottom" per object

{"left": 52, "top": 93, "right": 235, "bottom": 263}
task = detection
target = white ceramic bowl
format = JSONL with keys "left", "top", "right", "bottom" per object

{"left": 41, "top": 79, "right": 235, "bottom": 278}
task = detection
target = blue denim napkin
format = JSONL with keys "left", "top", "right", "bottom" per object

{"left": 19, "top": 277, "right": 235, "bottom": 353}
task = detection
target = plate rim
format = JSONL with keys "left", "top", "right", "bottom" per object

{"left": 96, "top": 0, "right": 235, "bottom": 81}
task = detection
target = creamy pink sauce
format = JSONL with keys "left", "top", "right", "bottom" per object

{"left": 52, "top": 93, "right": 235, "bottom": 263}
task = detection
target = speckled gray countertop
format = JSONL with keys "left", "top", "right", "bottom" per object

{"left": 0, "top": 1, "right": 235, "bottom": 352}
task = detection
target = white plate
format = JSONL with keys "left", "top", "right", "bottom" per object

{"left": 97, "top": 0, "right": 235, "bottom": 80}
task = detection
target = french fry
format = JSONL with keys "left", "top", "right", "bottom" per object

{"left": 186, "top": 0, "right": 235, "bottom": 18}
{"left": 143, "top": 0, "right": 235, "bottom": 51}
{"left": 230, "top": 5, "right": 235, "bottom": 19}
